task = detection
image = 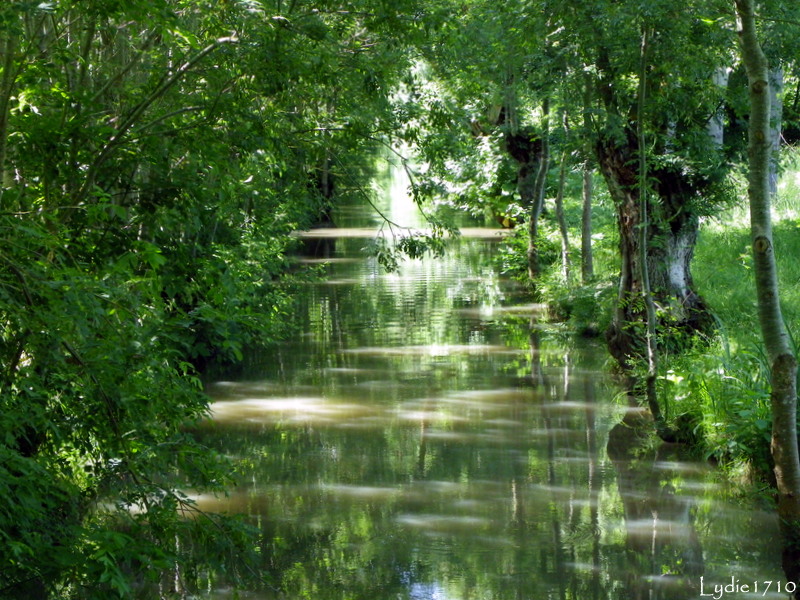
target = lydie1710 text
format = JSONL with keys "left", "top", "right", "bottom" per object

{"left": 700, "top": 576, "right": 797, "bottom": 598}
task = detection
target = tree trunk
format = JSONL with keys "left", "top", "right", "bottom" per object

{"left": 554, "top": 147, "right": 570, "bottom": 283}
{"left": 736, "top": 0, "right": 800, "bottom": 582}
{"left": 0, "top": 33, "right": 20, "bottom": 201}
{"left": 636, "top": 26, "right": 665, "bottom": 435}
{"left": 768, "top": 66, "right": 783, "bottom": 198}
{"left": 581, "top": 76, "right": 595, "bottom": 285}
{"left": 581, "top": 162, "right": 594, "bottom": 284}
{"left": 527, "top": 98, "right": 550, "bottom": 280}
{"left": 706, "top": 67, "right": 729, "bottom": 148}
{"left": 597, "top": 134, "right": 711, "bottom": 369}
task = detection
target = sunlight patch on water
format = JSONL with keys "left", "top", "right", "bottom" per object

{"left": 414, "top": 431, "right": 474, "bottom": 441}
{"left": 528, "top": 427, "right": 587, "bottom": 440}
{"left": 408, "top": 481, "right": 470, "bottom": 494}
{"left": 540, "top": 400, "right": 602, "bottom": 412}
{"left": 396, "top": 513, "right": 492, "bottom": 532}
{"left": 293, "top": 226, "right": 511, "bottom": 239}
{"left": 209, "top": 397, "right": 378, "bottom": 424}
{"left": 624, "top": 518, "right": 697, "bottom": 541}
{"left": 565, "top": 561, "right": 601, "bottom": 573}
{"left": 323, "top": 367, "right": 376, "bottom": 374}
{"left": 393, "top": 409, "right": 470, "bottom": 424}
{"left": 319, "top": 484, "right": 402, "bottom": 501}
{"left": 296, "top": 257, "right": 361, "bottom": 264}
{"left": 408, "top": 581, "right": 454, "bottom": 600}
{"left": 342, "top": 344, "right": 518, "bottom": 356}
{"left": 483, "top": 418, "right": 526, "bottom": 427}
{"left": 181, "top": 492, "right": 248, "bottom": 515}
{"left": 450, "top": 388, "right": 532, "bottom": 402}
{"left": 316, "top": 277, "right": 365, "bottom": 285}
{"left": 651, "top": 460, "right": 710, "bottom": 475}
{"left": 206, "top": 381, "right": 284, "bottom": 398}
{"left": 208, "top": 388, "right": 546, "bottom": 429}
{"left": 455, "top": 303, "right": 549, "bottom": 319}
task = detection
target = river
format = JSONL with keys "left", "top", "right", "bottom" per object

{"left": 192, "top": 171, "right": 787, "bottom": 599}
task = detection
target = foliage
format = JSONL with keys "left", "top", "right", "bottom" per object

{"left": 0, "top": 0, "right": 429, "bottom": 595}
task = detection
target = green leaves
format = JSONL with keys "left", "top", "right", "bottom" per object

{"left": 0, "top": 0, "right": 471, "bottom": 595}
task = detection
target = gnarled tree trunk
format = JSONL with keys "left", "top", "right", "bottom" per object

{"left": 597, "top": 134, "right": 711, "bottom": 369}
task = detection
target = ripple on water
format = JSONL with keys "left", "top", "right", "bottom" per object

{"left": 395, "top": 513, "right": 492, "bottom": 533}
{"left": 342, "top": 344, "right": 521, "bottom": 357}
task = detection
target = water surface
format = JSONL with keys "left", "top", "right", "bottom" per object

{"left": 196, "top": 186, "right": 784, "bottom": 599}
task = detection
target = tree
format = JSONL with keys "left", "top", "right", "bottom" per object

{"left": 0, "top": 0, "right": 428, "bottom": 595}
{"left": 575, "top": 2, "right": 733, "bottom": 371}
{"left": 735, "top": 0, "right": 800, "bottom": 581}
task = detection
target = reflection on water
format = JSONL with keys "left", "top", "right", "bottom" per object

{"left": 608, "top": 416, "right": 705, "bottom": 600}
{"left": 195, "top": 224, "right": 784, "bottom": 599}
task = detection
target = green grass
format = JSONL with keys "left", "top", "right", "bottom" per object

{"left": 664, "top": 172, "right": 800, "bottom": 470}
{"left": 695, "top": 220, "right": 800, "bottom": 343}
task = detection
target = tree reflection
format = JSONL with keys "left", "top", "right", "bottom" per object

{"left": 607, "top": 409, "right": 705, "bottom": 599}
{"left": 190, "top": 225, "right": 777, "bottom": 599}
{"left": 584, "top": 363, "right": 602, "bottom": 600}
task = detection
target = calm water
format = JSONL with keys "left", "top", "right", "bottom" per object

{"left": 194, "top": 178, "right": 786, "bottom": 599}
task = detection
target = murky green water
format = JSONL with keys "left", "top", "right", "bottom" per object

{"left": 194, "top": 178, "right": 787, "bottom": 599}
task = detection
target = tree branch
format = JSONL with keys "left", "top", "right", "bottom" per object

{"left": 75, "top": 35, "right": 238, "bottom": 204}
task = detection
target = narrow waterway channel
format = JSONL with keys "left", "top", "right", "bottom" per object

{"left": 193, "top": 174, "right": 786, "bottom": 599}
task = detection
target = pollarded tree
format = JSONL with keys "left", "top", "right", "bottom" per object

{"left": 544, "top": 0, "right": 735, "bottom": 370}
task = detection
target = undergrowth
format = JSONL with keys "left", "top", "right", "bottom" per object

{"left": 496, "top": 171, "right": 619, "bottom": 336}
{"left": 669, "top": 213, "right": 800, "bottom": 473}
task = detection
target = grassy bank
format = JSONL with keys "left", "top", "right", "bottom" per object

{"left": 644, "top": 155, "right": 800, "bottom": 473}
{"left": 662, "top": 208, "right": 800, "bottom": 470}
{"left": 504, "top": 162, "right": 800, "bottom": 475}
